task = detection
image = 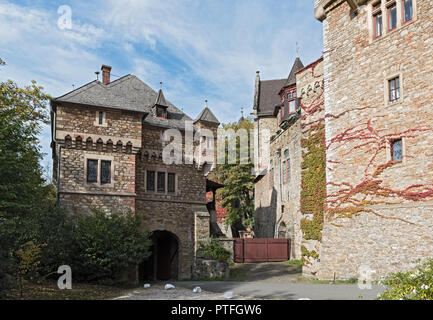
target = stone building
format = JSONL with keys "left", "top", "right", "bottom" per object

{"left": 50, "top": 65, "right": 220, "bottom": 281}
{"left": 312, "top": 0, "right": 433, "bottom": 280}
{"left": 253, "top": 57, "right": 325, "bottom": 260}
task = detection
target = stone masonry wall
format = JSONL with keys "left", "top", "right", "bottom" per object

{"left": 269, "top": 120, "right": 302, "bottom": 258}
{"left": 254, "top": 116, "right": 279, "bottom": 238}
{"left": 320, "top": 0, "right": 433, "bottom": 280}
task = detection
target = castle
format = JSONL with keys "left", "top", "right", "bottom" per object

{"left": 254, "top": 0, "right": 433, "bottom": 280}
{"left": 50, "top": 65, "right": 220, "bottom": 281}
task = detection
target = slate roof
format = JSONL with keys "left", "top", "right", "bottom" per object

{"left": 256, "top": 79, "right": 286, "bottom": 116}
{"left": 52, "top": 74, "right": 192, "bottom": 130}
{"left": 256, "top": 58, "right": 305, "bottom": 117}
{"left": 283, "top": 57, "right": 304, "bottom": 88}
{"left": 154, "top": 89, "right": 169, "bottom": 108}
{"left": 194, "top": 107, "right": 220, "bottom": 124}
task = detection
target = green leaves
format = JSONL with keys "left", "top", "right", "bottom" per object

{"left": 71, "top": 209, "right": 151, "bottom": 285}
{"left": 199, "top": 238, "right": 231, "bottom": 263}
{"left": 210, "top": 117, "right": 255, "bottom": 229}
{"left": 378, "top": 259, "right": 433, "bottom": 300}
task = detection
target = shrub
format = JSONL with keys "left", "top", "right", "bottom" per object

{"left": 378, "top": 259, "right": 433, "bottom": 300}
{"left": 199, "top": 238, "right": 231, "bottom": 263}
{"left": 71, "top": 209, "right": 151, "bottom": 285}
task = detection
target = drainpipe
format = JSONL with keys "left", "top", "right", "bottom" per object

{"left": 56, "top": 145, "right": 63, "bottom": 205}
{"left": 274, "top": 149, "right": 283, "bottom": 238}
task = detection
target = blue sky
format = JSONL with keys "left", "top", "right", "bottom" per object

{"left": 0, "top": 0, "right": 323, "bottom": 178}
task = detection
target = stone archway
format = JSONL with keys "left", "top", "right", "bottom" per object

{"left": 139, "top": 230, "right": 179, "bottom": 281}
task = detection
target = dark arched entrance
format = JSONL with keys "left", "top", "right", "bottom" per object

{"left": 139, "top": 230, "right": 179, "bottom": 281}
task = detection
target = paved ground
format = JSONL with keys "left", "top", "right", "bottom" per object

{"left": 113, "top": 262, "right": 386, "bottom": 300}
{"left": 172, "top": 281, "right": 385, "bottom": 300}
{"left": 230, "top": 262, "right": 301, "bottom": 282}
{"left": 112, "top": 285, "right": 257, "bottom": 300}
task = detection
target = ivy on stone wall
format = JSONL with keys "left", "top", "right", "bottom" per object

{"left": 301, "top": 245, "right": 319, "bottom": 265}
{"left": 300, "top": 123, "right": 326, "bottom": 242}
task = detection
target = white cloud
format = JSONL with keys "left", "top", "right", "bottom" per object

{"left": 0, "top": 0, "right": 323, "bottom": 174}
{"left": 97, "top": 0, "right": 323, "bottom": 122}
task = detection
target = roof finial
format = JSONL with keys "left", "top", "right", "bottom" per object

{"left": 160, "top": 81, "right": 162, "bottom": 89}
{"left": 241, "top": 107, "right": 244, "bottom": 118}
{"left": 296, "top": 41, "right": 300, "bottom": 57}
{"left": 205, "top": 99, "right": 208, "bottom": 108}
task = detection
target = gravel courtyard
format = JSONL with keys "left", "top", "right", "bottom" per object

{"left": 112, "top": 285, "right": 256, "bottom": 300}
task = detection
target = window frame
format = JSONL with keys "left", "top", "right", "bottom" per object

{"left": 387, "top": 2, "right": 398, "bottom": 32}
{"left": 84, "top": 154, "right": 114, "bottom": 187}
{"left": 94, "top": 110, "right": 107, "bottom": 127}
{"left": 287, "top": 88, "right": 297, "bottom": 114}
{"left": 145, "top": 168, "right": 178, "bottom": 194}
{"left": 372, "top": 1, "right": 383, "bottom": 39}
{"left": 391, "top": 138, "right": 403, "bottom": 162}
{"left": 402, "top": 0, "right": 413, "bottom": 24}
{"left": 100, "top": 160, "right": 112, "bottom": 184}
{"left": 87, "top": 159, "right": 98, "bottom": 183}
{"left": 388, "top": 76, "right": 400, "bottom": 103}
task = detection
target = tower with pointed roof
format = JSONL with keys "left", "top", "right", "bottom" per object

{"left": 193, "top": 101, "right": 220, "bottom": 174}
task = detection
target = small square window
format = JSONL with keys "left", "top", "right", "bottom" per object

{"left": 156, "top": 107, "right": 166, "bottom": 118}
{"left": 391, "top": 139, "right": 402, "bottom": 161}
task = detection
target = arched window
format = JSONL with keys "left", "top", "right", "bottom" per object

{"left": 116, "top": 140, "right": 123, "bottom": 153}
{"left": 126, "top": 141, "right": 132, "bottom": 154}
{"left": 75, "top": 136, "right": 82, "bottom": 150}
{"left": 106, "top": 139, "right": 113, "bottom": 153}
{"left": 86, "top": 137, "right": 93, "bottom": 150}
{"left": 96, "top": 138, "right": 103, "bottom": 151}
{"left": 64, "top": 135, "right": 72, "bottom": 148}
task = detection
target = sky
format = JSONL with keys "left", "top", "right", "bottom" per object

{"left": 0, "top": 0, "right": 323, "bottom": 178}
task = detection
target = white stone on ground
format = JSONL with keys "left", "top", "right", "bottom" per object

{"left": 164, "top": 284, "right": 175, "bottom": 290}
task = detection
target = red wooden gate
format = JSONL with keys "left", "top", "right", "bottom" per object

{"left": 233, "top": 238, "right": 291, "bottom": 263}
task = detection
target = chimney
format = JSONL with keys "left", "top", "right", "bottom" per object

{"left": 101, "top": 65, "right": 112, "bottom": 85}
{"left": 253, "top": 71, "right": 260, "bottom": 110}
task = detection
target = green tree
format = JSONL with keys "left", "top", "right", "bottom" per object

{"left": 71, "top": 209, "right": 151, "bottom": 285}
{"left": 0, "top": 59, "right": 54, "bottom": 296}
{"left": 209, "top": 117, "right": 255, "bottom": 231}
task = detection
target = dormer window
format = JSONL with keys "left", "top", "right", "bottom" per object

{"left": 156, "top": 106, "right": 167, "bottom": 119}
{"left": 153, "top": 88, "right": 169, "bottom": 120}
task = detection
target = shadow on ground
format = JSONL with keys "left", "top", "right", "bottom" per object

{"left": 229, "top": 262, "right": 301, "bottom": 282}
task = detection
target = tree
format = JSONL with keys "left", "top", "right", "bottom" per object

{"left": 209, "top": 117, "right": 255, "bottom": 234}
{"left": 0, "top": 59, "right": 53, "bottom": 296}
